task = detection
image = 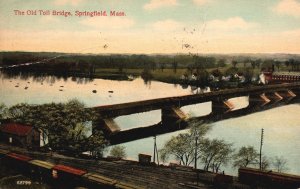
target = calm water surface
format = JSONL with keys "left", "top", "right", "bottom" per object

{"left": 0, "top": 75, "right": 299, "bottom": 176}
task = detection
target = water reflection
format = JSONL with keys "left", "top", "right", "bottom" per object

{"left": 1, "top": 72, "right": 299, "bottom": 177}
{"left": 1, "top": 70, "right": 94, "bottom": 85}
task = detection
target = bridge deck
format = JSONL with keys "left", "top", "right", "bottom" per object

{"left": 92, "top": 82, "right": 300, "bottom": 118}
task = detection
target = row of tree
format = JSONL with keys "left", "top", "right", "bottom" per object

{"left": 231, "top": 58, "right": 300, "bottom": 72}
{"left": 159, "top": 121, "right": 288, "bottom": 173}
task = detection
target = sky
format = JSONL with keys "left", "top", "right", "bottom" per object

{"left": 0, "top": 0, "right": 300, "bottom": 54}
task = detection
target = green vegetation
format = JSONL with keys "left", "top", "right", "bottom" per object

{"left": 159, "top": 122, "right": 289, "bottom": 173}
{"left": 109, "top": 145, "right": 127, "bottom": 159}
{"left": 0, "top": 103, "right": 8, "bottom": 120}
{"left": 159, "top": 121, "right": 233, "bottom": 173}
{"left": 2, "top": 52, "right": 300, "bottom": 89}
{"left": 233, "top": 146, "right": 259, "bottom": 168}
{"left": 7, "top": 99, "right": 108, "bottom": 155}
{"left": 1, "top": 51, "right": 300, "bottom": 87}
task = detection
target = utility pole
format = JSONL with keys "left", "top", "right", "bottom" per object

{"left": 259, "top": 128, "right": 264, "bottom": 170}
{"left": 153, "top": 135, "right": 159, "bottom": 165}
{"left": 194, "top": 135, "right": 198, "bottom": 170}
{"left": 194, "top": 131, "right": 199, "bottom": 185}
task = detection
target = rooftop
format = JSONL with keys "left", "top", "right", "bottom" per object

{"left": 0, "top": 123, "right": 33, "bottom": 136}
{"left": 273, "top": 72, "right": 300, "bottom": 76}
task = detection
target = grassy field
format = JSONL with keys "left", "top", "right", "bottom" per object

{"left": 93, "top": 65, "right": 262, "bottom": 84}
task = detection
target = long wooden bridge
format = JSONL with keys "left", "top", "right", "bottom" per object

{"left": 92, "top": 82, "right": 300, "bottom": 144}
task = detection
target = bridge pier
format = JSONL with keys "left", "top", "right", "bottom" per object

{"left": 210, "top": 97, "right": 234, "bottom": 120}
{"left": 265, "top": 92, "right": 283, "bottom": 107}
{"left": 276, "top": 90, "right": 293, "bottom": 103}
{"left": 247, "top": 93, "right": 270, "bottom": 112}
{"left": 92, "top": 118, "right": 120, "bottom": 136}
{"left": 161, "top": 107, "right": 187, "bottom": 129}
{"left": 291, "top": 88, "right": 300, "bottom": 99}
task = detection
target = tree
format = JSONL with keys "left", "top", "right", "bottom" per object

{"left": 288, "top": 59, "right": 295, "bottom": 71}
{"left": 285, "top": 60, "right": 290, "bottom": 69}
{"left": 233, "top": 146, "right": 259, "bottom": 168}
{"left": 243, "top": 68, "right": 254, "bottom": 83}
{"left": 110, "top": 145, "right": 127, "bottom": 159}
{"left": 160, "top": 133, "right": 194, "bottom": 166}
{"left": 187, "top": 64, "right": 194, "bottom": 75}
{"left": 0, "top": 103, "right": 8, "bottom": 120}
{"left": 274, "top": 61, "right": 281, "bottom": 72}
{"left": 159, "top": 63, "right": 165, "bottom": 72}
{"left": 261, "top": 156, "right": 271, "bottom": 171}
{"left": 217, "top": 59, "right": 226, "bottom": 67}
{"left": 159, "top": 121, "right": 211, "bottom": 166}
{"left": 250, "top": 60, "right": 256, "bottom": 69}
{"left": 172, "top": 60, "right": 178, "bottom": 73}
{"left": 8, "top": 99, "right": 108, "bottom": 154}
{"left": 255, "top": 59, "right": 262, "bottom": 69}
{"left": 231, "top": 60, "right": 238, "bottom": 68}
{"left": 261, "top": 59, "right": 275, "bottom": 71}
{"left": 200, "top": 139, "right": 233, "bottom": 173}
{"left": 272, "top": 156, "right": 288, "bottom": 172}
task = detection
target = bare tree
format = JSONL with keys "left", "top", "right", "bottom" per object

{"left": 261, "top": 156, "right": 271, "bottom": 171}
{"left": 159, "top": 133, "right": 194, "bottom": 166}
{"left": 233, "top": 146, "right": 259, "bottom": 168}
{"left": 159, "top": 121, "right": 211, "bottom": 166}
{"left": 200, "top": 139, "right": 233, "bottom": 173}
{"left": 273, "top": 156, "right": 288, "bottom": 172}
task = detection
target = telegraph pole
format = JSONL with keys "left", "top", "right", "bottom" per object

{"left": 153, "top": 135, "right": 156, "bottom": 164}
{"left": 195, "top": 132, "right": 199, "bottom": 186}
{"left": 153, "top": 135, "right": 159, "bottom": 165}
{"left": 259, "top": 128, "right": 264, "bottom": 170}
{"left": 194, "top": 135, "right": 198, "bottom": 170}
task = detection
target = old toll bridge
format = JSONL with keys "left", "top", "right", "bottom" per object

{"left": 92, "top": 82, "right": 300, "bottom": 144}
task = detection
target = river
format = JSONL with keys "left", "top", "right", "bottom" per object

{"left": 0, "top": 74, "right": 299, "bottom": 176}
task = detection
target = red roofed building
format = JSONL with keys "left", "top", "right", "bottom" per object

{"left": 0, "top": 123, "right": 40, "bottom": 148}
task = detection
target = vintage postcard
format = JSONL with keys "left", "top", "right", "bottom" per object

{"left": 0, "top": 0, "right": 300, "bottom": 188}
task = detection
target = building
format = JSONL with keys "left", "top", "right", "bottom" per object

{"left": 0, "top": 123, "right": 40, "bottom": 148}
{"left": 271, "top": 72, "right": 300, "bottom": 83}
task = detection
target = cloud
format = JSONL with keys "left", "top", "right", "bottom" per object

{"left": 151, "top": 19, "right": 183, "bottom": 31}
{"left": 144, "top": 0, "right": 178, "bottom": 10}
{"left": 193, "top": 0, "right": 211, "bottom": 6}
{"left": 54, "top": 0, "right": 84, "bottom": 6}
{"left": 206, "top": 17, "right": 259, "bottom": 31}
{"left": 80, "top": 17, "right": 135, "bottom": 29}
{"left": 1, "top": 28, "right": 300, "bottom": 54}
{"left": 272, "top": 0, "right": 300, "bottom": 18}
